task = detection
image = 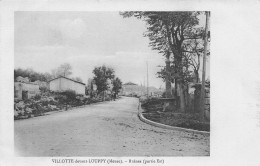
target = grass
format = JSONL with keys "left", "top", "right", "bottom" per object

{"left": 141, "top": 99, "right": 210, "bottom": 132}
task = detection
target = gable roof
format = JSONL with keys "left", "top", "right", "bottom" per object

{"left": 48, "top": 76, "right": 85, "bottom": 85}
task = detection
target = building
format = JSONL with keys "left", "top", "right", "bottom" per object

{"left": 120, "top": 82, "right": 140, "bottom": 96}
{"left": 48, "top": 76, "right": 85, "bottom": 95}
{"left": 14, "top": 82, "right": 40, "bottom": 100}
{"left": 120, "top": 82, "right": 162, "bottom": 97}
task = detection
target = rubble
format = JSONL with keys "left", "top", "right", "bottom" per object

{"left": 14, "top": 91, "right": 91, "bottom": 120}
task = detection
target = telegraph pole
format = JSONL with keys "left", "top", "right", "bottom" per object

{"left": 200, "top": 11, "right": 209, "bottom": 121}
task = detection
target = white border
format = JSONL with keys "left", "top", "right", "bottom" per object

{"left": 1, "top": 0, "right": 260, "bottom": 166}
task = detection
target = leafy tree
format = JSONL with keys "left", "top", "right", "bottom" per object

{"left": 59, "top": 63, "right": 72, "bottom": 77}
{"left": 120, "top": 11, "right": 206, "bottom": 112}
{"left": 43, "top": 72, "right": 53, "bottom": 81}
{"left": 93, "top": 65, "right": 115, "bottom": 100}
{"left": 52, "top": 63, "right": 72, "bottom": 78}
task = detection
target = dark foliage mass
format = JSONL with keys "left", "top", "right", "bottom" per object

{"left": 92, "top": 65, "right": 122, "bottom": 96}
{"left": 93, "top": 65, "right": 115, "bottom": 94}
{"left": 14, "top": 63, "right": 78, "bottom": 82}
{"left": 14, "top": 68, "right": 52, "bottom": 82}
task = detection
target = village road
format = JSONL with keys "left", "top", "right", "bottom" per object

{"left": 14, "top": 97, "right": 209, "bottom": 156}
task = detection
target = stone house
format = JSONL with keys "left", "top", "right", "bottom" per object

{"left": 14, "top": 82, "right": 40, "bottom": 100}
{"left": 120, "top": 82, "right": 162, "bottom": 97}
{"left": 48, "top": 76, "right": 85, "bottom": 95}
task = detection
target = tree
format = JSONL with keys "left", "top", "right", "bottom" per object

{"left": 182, "top": 27, "right": 209, "bottom": 83}
{"left": 120, "top": 11, "right": 205, "bottom": 112}
{"left": 43, "top": 72, "right": 53, "bottom": 81}
{"left": 58, "top": 63, "right": 72, "bottom": 77}
{"left": 52, "top": 63, "right": 72, "bottom": 78}
{"left": 93, "top": 65, "right": 115, "bottom": 100}
{"left": 112, "top": 77, "right": 122, "bottom": 97}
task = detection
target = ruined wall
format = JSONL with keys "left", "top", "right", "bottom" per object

{"left": 204, "top": 87, "right": 210, "bottom": 120}
{"left": 192, "top": 84, "right": 210, "bottom": 120}
{"left": 14, "top": 82, "right": 40, "bottom": 99}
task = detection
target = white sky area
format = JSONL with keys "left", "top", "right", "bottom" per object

{"left": 15, "top": 11, "right": 209, "bottom": 88}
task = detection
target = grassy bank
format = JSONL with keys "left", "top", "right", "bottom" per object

{"left": 140, "top": 98, "right": 210, "bottom": 132}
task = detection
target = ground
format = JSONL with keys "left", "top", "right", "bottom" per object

{"left": 14, "top": 97, "right": 210, "bottom": 156}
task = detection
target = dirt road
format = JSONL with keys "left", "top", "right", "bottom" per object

{"left": 14, "top": 97, "right": 209, "bottom": 156}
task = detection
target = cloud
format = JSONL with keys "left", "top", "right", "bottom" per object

{"left": 59, "top": 18, "right": 86, "bottom": 40}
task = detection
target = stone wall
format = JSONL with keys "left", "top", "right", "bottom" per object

{"left": 192, "top": 83, "right": 210, "bottom": 121}
{"left": 14, "top": 82, "right": 40, "bottom": 100}
{"left": 204, "top": 87, "right": 210, "bottom": 120}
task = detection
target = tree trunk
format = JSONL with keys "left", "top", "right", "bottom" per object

{"left": 174, "top": 79, "right": 178, "bottom": 97}
{"left": 179, "top": 82, "right": 186, "bottom": 112}
{"left": 195, "top": 70, "right": 199, "bottom": 83}
{"left": 165, "top": 51, "right": 172, "bottom": 98}
{"left": 184, "top": 84, "right": 188, "bottom": 107}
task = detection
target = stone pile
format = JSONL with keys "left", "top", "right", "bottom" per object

{"left": 14, "top": 96, "right": 59, "bottom": 119}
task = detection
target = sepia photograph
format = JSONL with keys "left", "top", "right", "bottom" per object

{"left": 2, "top": 0, "right": 260, "bottom": 165}
{"left": 13, "top": 11, "right": 210, "bottom": 157}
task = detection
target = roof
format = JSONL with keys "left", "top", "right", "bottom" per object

{"left": 48, "top": 76, "right": 86, "bottom": 85}
{"left": 123, "top": 82, "right": 137, "bottom": 85}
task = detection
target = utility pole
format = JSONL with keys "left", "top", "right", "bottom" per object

{"left": 146, "top": 61, "right": 149, "bottom": 97}
{"left": 200, "top": 11, "right": 209, "bottom": 121}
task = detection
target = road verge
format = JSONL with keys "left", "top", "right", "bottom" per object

{"left": 138, "top": 103, "right": 210, "bottom": 136}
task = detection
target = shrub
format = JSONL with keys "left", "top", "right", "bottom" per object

{"left": 162, "top": 91, "right": 166, "bottom": 98}
{"left": 39, "top": 86, "right": 48, "bottom": 92}
{"left": 34, "top": 94, "right": 41, "bottom": 100}
{"left": 61, "top": 90, "right": 76, "bottom": 101}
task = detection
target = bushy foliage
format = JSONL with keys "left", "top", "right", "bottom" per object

{"left": 93, "top": 65, "right": 115, "bottom": 94}
{"left": 52, "top": 63, "right": 72, "bottom": 78}
{"left": 14, "top": 68, "right": 52, "bottom": 82}
{"left": 61, "top": 90, "right": 77, "bottom": 101}
{"left": 39, "top": 86, "right": 48, "bottom": 92}
{"left": 34, "top": 94, "right": 41, "bottom": 100}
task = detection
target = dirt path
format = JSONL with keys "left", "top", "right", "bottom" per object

{"left": 14, "top": 97, "right": 210, "bottom": 156}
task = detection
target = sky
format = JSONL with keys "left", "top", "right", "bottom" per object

{"left": 15, "top": 11, "right": 209, "bottom": 89}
